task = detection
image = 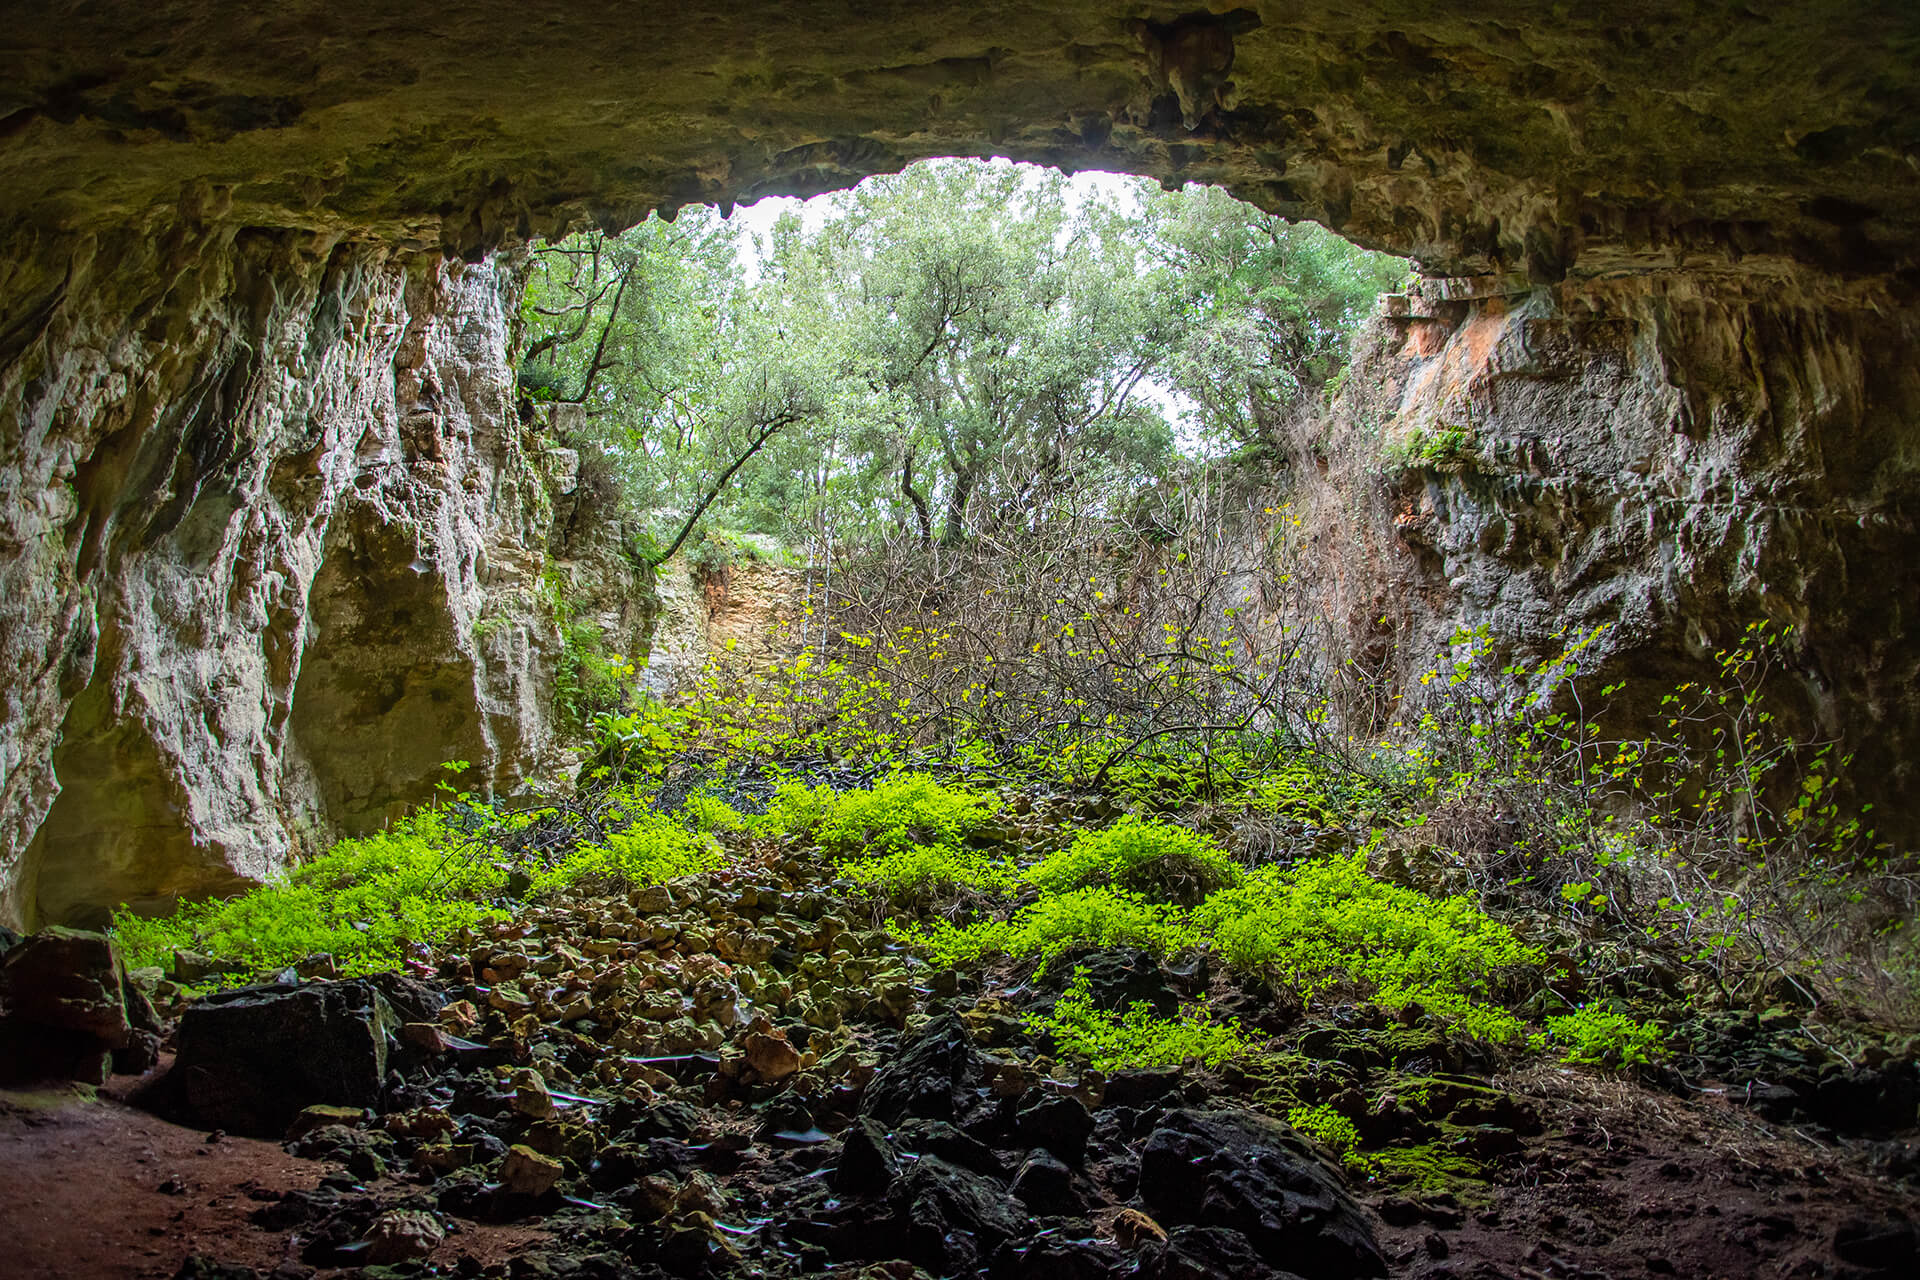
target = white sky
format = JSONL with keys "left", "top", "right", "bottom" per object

{"left": 728, "top": 164, "right": 1149, "bottom": 258}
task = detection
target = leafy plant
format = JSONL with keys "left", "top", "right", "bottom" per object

{"left": 1026, "top": 815, "right": 1241, "bottom": 904}
{"left": 1539, "top": 1003, "right": 1665, "bottom": 1068}
{"left": 1287, "top": 1103, "right": 1362, "bottom": 1155}
{"left": 529, "top": 811, "right": 724, "bottom": 896}
{"left": 1029, "top": 966, "right": 1249, "bottom": 1069}
{"left": 111, "top": 811, "right": 508, "bottom": 979}
{"left": 1193, "top": 850, "right": 1540, "bottom": 1042}
{"left": 901, "top": 887, "right": 1202, "bottom": 976}
{"left": 813, "top": 772, "right": 1000, "bottom": 860}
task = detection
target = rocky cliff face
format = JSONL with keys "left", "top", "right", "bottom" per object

{"left": 0, "top": 220, "right": 644, "bottom": 929}
{"left": 1308, "top": 277, "right": 1920, "bottom": 830}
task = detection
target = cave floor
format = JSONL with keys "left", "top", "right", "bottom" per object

{"left": 0, "top": 1074, "right": 549, "bottom": 1280}
{"left": 0, "top": 1043, "right": 1913, "bottom": 1278}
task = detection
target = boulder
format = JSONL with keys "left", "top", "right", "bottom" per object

{"left": 363, "top": 1209, "right": 446, "bottom": 1263}
{"left": 1015, "top": 1093, "right": 1095, "bottom": 1165}
{"left": 500, "top": 1144, "right": 563, "bottom": 1198}
{"left": 832, "top": 1116, "right": 899, "bottom": 1194}
{"left": 1138, "top": 1108, "right": 1385, "bottom": 1279}
{"left": 1010, "top": 1149, "right": 1080, "bottom": 1215}
{"left": 861, "top": 1013, "right": 989, "bottom": 1124}
{"left": 886, "top": 1155, "right": 1024, "bottom": 1275}
{"left": 170, "top": 979, "right": 397, "bottom": 1137}
{"left": 1138, "top": 1225, "right": 1310, "bottom": 1280}
{"left": 0, "top": 926, "right": 130, "bottom": 1083}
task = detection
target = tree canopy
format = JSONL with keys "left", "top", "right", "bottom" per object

{"left": 518, "top": 159, "right": 1406, "bottom": 559}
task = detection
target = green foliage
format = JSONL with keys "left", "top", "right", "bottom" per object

{"left": 1540, "top": 1004, "right": 1666, "bottom": 1068}
{"left": 680, "top": 793, "right": 749, "bottom": 834}
{"left": 1029, "top": 966, "right": 1249, "bottom": 1070}
{"left": 522, "top": 159, "right": 1403, "bottom": 556}
{"left": 813, "top": 772, "right": 1000, "bottom": 859}
{"left": 901, "top": 887, "right": 1202, "bottom": 975}
{"left": 1382, "top": 421, "right": 1477, "bottom": 470}
{"left": 528, "top": 811, "right": 724, "bottom": 897}
{"left": 752, "top": 780, "right": 839, "bottom": 836}
{"left": 539, "top": 569, "right": 636, "bottom": 730}
{"left": 112, "top": 811, "right": 507, "bottom": 978}
{"left": 1286, "top": 1103, "right": 1362, "bottom": 1155}
{"left": 808, "top": 772, "right": 1011, "bottom": 903}
{"left": 1025, "top": 815, "right": 1241, "bottom": 904}
{"left": 839, "top": 844, "right": 1021, "bottom": 902}
{"left": 1194, "top": 851, "right": 1539, "bottom": 1042}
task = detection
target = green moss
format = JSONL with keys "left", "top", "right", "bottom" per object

{"left": 1193, "top": 851, "right": 1539, "bottom": 1043}
{"left": 111, "top": 810, "right": 509, "bottom": 978}
{"left": 1028, "top": 966, "right": 1249, "bottom": 1070}
{"left": 899, "top": 886, "right": 1202, "bottom": 975}
{"left": 1024, "top": 815, "right": 1241, "bottom": 904}
{"left": 1365, "top": 1143, "right": 1486, "bottom": 1195}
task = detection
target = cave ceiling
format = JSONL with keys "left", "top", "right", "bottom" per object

{"left": 2, "top": 1, "right": 1917, "bottom": 289}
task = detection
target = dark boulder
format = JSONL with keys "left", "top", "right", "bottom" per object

{"left": 861, "top": 1013, "right": 988, "bottom": 1124}
{"left": 832, "top": 1116, "right": 899, "bottom": 1194}
{"left": 170, "top": 979, "right": 397, "bottom": 1137}
{"left": 1010, "top": 1149, "right": 1079, "bottom": 1215}
{"left": 990, "top": 1230, "right": 1122, "bottom": 1280}
{"left": 1015, "top": 1092, "right": 1095, "bottom": 1165}
{"left": 887, "top": 1155, "right": 1025, "bottom": 1276}
{"left": 1138, "top": 1108, "right": 1385, "bottom": 1279}
{"left": 0, "top": 926, "right": 131, "bottom": 1084}
{"left": 895, "top": 1117, "right": 1010, "bottom": 1180}
{"left": 1138, "top": 1225, "right": 1310, "bottom": 1280}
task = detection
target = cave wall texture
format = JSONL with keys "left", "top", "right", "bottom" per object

{"left": 2, "top": 2, "right": 1918, "bottom": 927}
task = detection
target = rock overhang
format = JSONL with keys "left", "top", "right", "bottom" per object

{"left": 1, "top": 1, "right": 1916, "bottom": 287}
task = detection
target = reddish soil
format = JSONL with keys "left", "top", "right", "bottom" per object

{"left": 1369, "top": 1066, "right": 1919, "bottom": 1279}
{"left": 0, "top": 1070, "right": 546, "bottom": 1280}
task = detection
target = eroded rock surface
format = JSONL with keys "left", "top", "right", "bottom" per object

{"left": 1316, "top": 276, "right": 1920, "bottom": 835}
{"left": 0, "top": 240, "right": 647, "bottom": 930}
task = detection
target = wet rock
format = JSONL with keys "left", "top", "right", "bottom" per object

{"left": 1010, "top": 1149, "right": 1079, "bottom": 1214}
{"left": 500, "top": 1144, "right": 564, "bottom": 1198}
{"left": 171, "top": 980, "right": 397, "bottom": 1137}
{"left": 363, "top": 1209, "right": 446, "bottom": 1264}
{"left": 862, "top": 1013, "right": 988, "bottom": 1123}
{"left": 1138, "top": 1108, "right": 1385, "bottom": 1278}
{"left": 1015, "top": 1093, "right": 1095, "bottom": 1165}
{"left": 833, "top": 1116, "right": 900, "bottom": 1193}
{"left": 887, "top": 1155, "right": 1024, "bottom": 1275}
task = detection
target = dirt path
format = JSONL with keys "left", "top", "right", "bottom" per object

{"left": 0, "top": 1075, "right": 545, "bottom": 1279}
